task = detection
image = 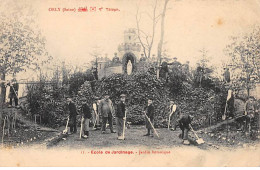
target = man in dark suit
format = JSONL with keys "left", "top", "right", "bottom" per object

{"left": 81, "top": 98, "right": 92, "bottom": 138}
{"left": 143, "top": 99, "right": 155, "bottom": 137}
{"left": 67, "top": 98, "right": 78, "bottom": 134}
{"left": 116, "top": 94, "right": 126, "bottom": 140}
{"left": 8, "top": 78, "right": 19, "bottom": 107}
{"left": 178, "top": 113, "right": 192, "bottom": 145}
{"left": 223, "top": 68, "right": 231, "bottom": 83}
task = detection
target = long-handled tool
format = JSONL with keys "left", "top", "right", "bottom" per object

{"left": 79, "top": 116, "right": 84, "bottom": 139}
{"left": 222, "top": 90, "right": 232, "bottom": 120}
{"left": 222, "top": 101, "right": 228, "bottom": 120}
{"left": 189, "top": 124, "right": 205, "bottom": 144}
{"left": 92, "top": 110, "right": 98, "bottom": 130}
{"left": 62, "top": 116, "right": 69, "bottom": 134}
{"left": 75, "top": 116, "right": 85, "bottom": 141}
{"left": 168, "top": 114, "right": 171, "bottom": 130}
{"left": 144, "top": 114, "right": 159, "bottom": 138}
{"left": 2, "top": 117, "right": 6, "bottom": 147}
{"left": 122, "top": 109, "right": 128, "bottom": 140}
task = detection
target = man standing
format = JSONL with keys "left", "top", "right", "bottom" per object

{"left": 116, "top": 94, "right": 126, "bottom": 140}
{"left": 244, "top": 96, "right": 258, "bottom": 133}
{"left": 223, "top": 68, "right": 231, "bottom": 83}
{"left": 81, "top": 98, "right": 92, "bottom": 138}
{"left": 226, "top": 90, "right": 235, "bottom": 119}
{"left": 8, "top": 78, "right": 19, "bottom": 107}
{"left": 67, "top": 98, "right": 77, "bottom": 134}
{"left": 178, "top": 112, "right": 192, "bottom": 145}
{"left": 159, "top": 61, "right": 169, "bottom": 80}
{"left": 99, "top": 94, "right": 116, "bottom": 134}
{"left": 195, "top": 63, "right": 204, "bottom": 87}
{"left": 92, "top": 98, "right": 100, "bottom": 130}
{"left": 143, "top": 99, "right": 155, "bottom": 137}
{"left": 169, "top": 101, "right": 180, "bottom": 131}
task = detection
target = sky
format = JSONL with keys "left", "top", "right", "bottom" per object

{"left": 1, "top": 0, "right": 260, "bottom": 80}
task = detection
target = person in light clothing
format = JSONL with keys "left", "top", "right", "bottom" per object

{"left": 169, "top": 101, "right": 180, "bottom": 131}
{"left": 99, "top": 94, "right": 116, "bottom": 134}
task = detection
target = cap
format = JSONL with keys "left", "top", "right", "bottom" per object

{"left": 120, "top": 94, "right": 126, "bottom": 98}
{"left": 81, "top": 97, "right": 87, "bottom": 101}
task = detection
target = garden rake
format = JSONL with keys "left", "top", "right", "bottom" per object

{"left": 144, "top": 114, "right": 160, "bottom": 138}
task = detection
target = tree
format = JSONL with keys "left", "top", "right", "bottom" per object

{"left": 135, "top": 0, "right": 161, "bottom": 59}
{"left": 225, "top": 26, "right": 260, "bottom": 96}
{"left": 156, "top": 0, "right": 170, "bottom": 79}
{"left": 0, "top": 16, "right": 51, "bottom": 103}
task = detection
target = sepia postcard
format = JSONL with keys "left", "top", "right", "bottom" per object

{"left": 0, "top": 0, "right": 260, "bottom": 167}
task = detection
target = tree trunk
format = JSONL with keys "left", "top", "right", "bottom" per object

{"left": 157, "top": 0, "right": 169, "bottom": 79}
{"left": 1, "top": 72, "right": 6, "bottom": 103}
{"left": 0, "top": 71, "right": 6, "bottom": 128}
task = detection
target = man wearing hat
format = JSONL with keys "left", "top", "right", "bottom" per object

{"left": 143, "top": 98, "right": 155, "bottom": 137}
{"left": 178, "top": 112, "right": 192, "bottom": 145}
{"left": 66, "top": 98, "right": 78, "bottom": 134}
{"left": 99, "top": 94, "right": 116, "bottom": 134}
{"left": 7, "top": 78, "right": 19, "bottom": 107}
{"left": 116, "top": 94, "right": 126, "bottom": 140}
{"left": 92, "top": 97, "right": 100, "bottom": 130}
{"left": 244, "top": 96, "right": 258, "bottom": 132}
{"left": 81, "top": 97, "right": 92, "bottom": 138}
{"left": 223, "top": 68, "right": 231, "bottom": 83}
{"left": 169, "top": 100, "right": 180, "bottom": 131}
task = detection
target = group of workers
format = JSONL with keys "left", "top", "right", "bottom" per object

{"left": 65, "top": 93, "right": 193, "bottom": 145}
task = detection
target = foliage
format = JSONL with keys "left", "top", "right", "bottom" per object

{"left": 0, "top": 17, "right": 51, "bottom": 76}
{"left": 225, "top": 26, "right": 260, "bottom": 96}
{"left": 26, "top": 75, "right": 69, "bottom": 128}
{"left": 68, "top": 71, "right": 95, "bottom": 95}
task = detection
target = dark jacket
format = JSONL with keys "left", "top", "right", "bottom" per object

{"left": 116, "top": 101, "right": 126, "bottom": 118}
{"left": 8, "top": 82, "right": 19, "bottom": 98}
{"left": 68, "top": 102, "right": 77, "bottom": 119}
{"left": 146, "top": 104, "right": 155, "bottom": 120}
{"left": 178, "top": 114, "right": 191, "bottom": 130}
{"left": 82, "top": 103, "right": 92, "bottom": 119}
{"left": 224, "top": 70, "right": 231, "bottom": 82}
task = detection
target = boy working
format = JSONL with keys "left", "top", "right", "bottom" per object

{"left": 116, "top": 94, "right": 126, "bottom": 140}
{"left": 81, "top": 98, "right": 92, "bottom": 138}
{"left": 143, "top": 99, "right": 155, "bottom": 137}
{"left": 67, "top": 98, "right": 77, "bottom": 134}
{"left": 178, "top": 112, "right": 192, "bottom": 145}
{"left": 168, "top": 100, "right": 180, "bottom": 131}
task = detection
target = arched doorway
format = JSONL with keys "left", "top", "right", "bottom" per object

{"left": 122, "top": 52, "right": 136, "bottom": 75}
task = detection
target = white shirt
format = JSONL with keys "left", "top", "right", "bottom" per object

{"left": 170, "top": 104, "right": 177, "bottom": 114}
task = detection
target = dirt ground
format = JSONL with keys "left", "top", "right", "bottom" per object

{"left": 1, "top": 107, "right": 259, "bottom": 151}
{"left": 53, "top": 125, "right": 260, "bottom": 150}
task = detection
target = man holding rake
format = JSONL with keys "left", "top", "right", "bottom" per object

{"left": 116, "top": 94, "right": 126, "bottom": 140}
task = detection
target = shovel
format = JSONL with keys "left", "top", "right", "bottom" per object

{"left": 189, "top": 124, "right": 205, "bottom": 144}
{"left": 62, "top": 116, "right": 69, "bottom": 134}
{"left": 222, "top": 101, "right": 228, "bottom": 120}
{"left": 168, "top": 114, "right": 171, "bottom": 130}
{"left": 75, "top": 116, "right": 85, "bottom": 141}
{"left": 92, "top": 110, "right": 98, "bottom": 130}
{"left": 122, "top": 109, "right": 128, "bottom": 140}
